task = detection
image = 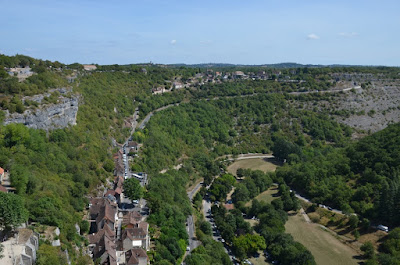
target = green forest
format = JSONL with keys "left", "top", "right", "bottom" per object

{"left": 0, "top": 54, "right": 400, "bottom": 264}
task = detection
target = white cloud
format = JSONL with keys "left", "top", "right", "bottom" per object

{"left": 339, "top": 32, "right": 359, "bottom": 38}
{"left": 170, "top": 39, "right": 177, "bottom": 45}
{"left": 307, "top": 33, "right": 320, "bottom": 40}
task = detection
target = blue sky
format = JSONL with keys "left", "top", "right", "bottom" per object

{"left": 1, "top": 0, "right": 399, "bottom": 65}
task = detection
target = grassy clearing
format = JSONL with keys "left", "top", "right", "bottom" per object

{"left": 302, "top": 201, "right": 387, "bottom": 252}
{"left": 285, "top": 212, "right": 361, "bottom": 265}
{"left": 227, "top": 158, "right": 278, "bottom": 176}
{"left": 245, "top": 185, "right": 279, "bottom": 207}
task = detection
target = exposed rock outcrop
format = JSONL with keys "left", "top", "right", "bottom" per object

{"left": 3, "top": 89, "right": 79, "bottom": 130}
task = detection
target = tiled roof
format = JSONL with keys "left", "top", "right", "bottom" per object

{"left": 0, "top": 185, "right": 7, "bottom": 193}
{"left": 88, "top": 225, "right": 115, "bottom": 244}
{"left": 114, "top": 187, "right": 122, "bottom": 195}
{"left": 126, "top": 248, "right": 148, "bottom": 265}
{"left": 0, "top": 167, "right": 4, "bottom": 174}
{"left": 122, "top": 227, "right": 147, "bottom": 241}
{"left": 122, "top": 212, "right": 142, "bottom": 227}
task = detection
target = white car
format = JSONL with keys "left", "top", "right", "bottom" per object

{"left": 132, "top": 200, "right": 139, "bottom": 204}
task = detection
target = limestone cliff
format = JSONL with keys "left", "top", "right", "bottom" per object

{"left": 3, "top": 88, "right": 79, "bottom": 130}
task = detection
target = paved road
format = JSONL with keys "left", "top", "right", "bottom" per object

{"left": 289, "top": 85, "right": 361, "bottom": 95}
{"left": 188, "top": 182, "right": 203, "bottom": 201}
{"left": 186, "top": 183, "right": 203, "bottom": 253}
{"left": 137, "top": 103, "right": 179, "bottom": 130}
{"left": 294, "top": 192, "right": 344, "bottom": 215}
{"left": 218, "top": 153, "right": 274, "bottom": 161}
{"left": 202, "top": 198, "right": 237, "bottom": 262}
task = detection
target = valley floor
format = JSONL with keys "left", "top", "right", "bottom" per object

{"left": 285, "top": 212, "right": 362, "bottom": 265}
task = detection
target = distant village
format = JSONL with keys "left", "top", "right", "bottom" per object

{"left": 150, "top": 69, "right": 295, "bottom": 95}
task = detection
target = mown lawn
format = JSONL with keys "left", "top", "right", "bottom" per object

{"left": 285, "top": 212, "right": 361, "bottom": 265}
{"left": 227, "top": 158, "right": 277, "bottom": 176}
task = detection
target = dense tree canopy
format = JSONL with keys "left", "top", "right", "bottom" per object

{"left": 0, "top": 192, "right": 28, "bottom": 230}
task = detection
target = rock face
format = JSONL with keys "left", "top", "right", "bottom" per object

{"left": 3, "top": 93, "right": 79, "bottom": 130}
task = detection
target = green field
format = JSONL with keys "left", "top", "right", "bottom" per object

{"left": 227, "top": 158, "right": 278, "bottom": 176}
{"left": 285, "top": 212, "right": 361, "bottom": 265}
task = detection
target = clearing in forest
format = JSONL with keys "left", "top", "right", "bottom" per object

{"left": 285, "top": 212, "right": 361, "bottom": 265}
{"left": 245, "top": 185, "right": 279, "bottom": 207}
{"left": 227, "top": 158, "right": 278, "bottom": 176}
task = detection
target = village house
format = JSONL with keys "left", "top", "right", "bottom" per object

{"left": 121, "top": 226, "right": 149, "bottom": 251}
{"left": 7, "top": 67, "right": 34, "bottom": 80}
{"left": 1, "top": 229, "right": 39, "bottom": 265}
{"left": 121, "top": 212, "right": 149, "bottom": 251}
{"left": 89, "top": 232, "right": 117, "bottom": 265}
{"left": 151, "top": 87, "right": 167, "bottom": 95}
{"left": 83, "top": 64, "right": 97, "bottom": 71}
{"left": 172, "top": 81, "right": 184, "bottom": 89}
{"left": 89, "top": 197, "right": 118, "bottom": 233}
{"left": 233, "top": 71, "right": 245, "bottom": 79}
{"left": 0, "top": 167, "right": 4, "bottom": 182}
{"left": 88, "top": 197, "right": 119, "bottom": 265}
{"left": 0, "top": 184, "right": 7, "bottom": 193}
{"left": 113, "top": 150, "right": 124, "bottom": 176}
{"left": 124, "top": 248, "right": 148, "bottom": 265}
{"left": 127, "top": 141, "right": 140, "bottom": 153}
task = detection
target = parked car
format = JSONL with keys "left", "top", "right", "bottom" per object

{"left": 377, "top": 225, "right": 389, "bottom": 232}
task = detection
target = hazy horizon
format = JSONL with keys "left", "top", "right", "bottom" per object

{"left": 1, "top": 0, "right": 399, "bottom": 66}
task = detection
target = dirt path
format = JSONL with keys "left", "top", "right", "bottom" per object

{"left": 299, "top": 207, "right": 311, "bottom": 223}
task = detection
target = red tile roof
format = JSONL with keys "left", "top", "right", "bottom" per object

{"left": 223, "top": 203, "right": 235, "bottom": 210}
{"left": 0, "top": 167, "right": 4, "bottom": 174}
{"left": 0, "top": 185, "right": 7, "bottom": 193}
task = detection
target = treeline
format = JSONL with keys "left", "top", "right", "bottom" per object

{"left": 251, "top": 199, "right": 315, "bottom": 265}
{"left": 277, "top": 123, "right": 400, "bottom": 226}
{"left": 0, "top": 54, "right": 64, "bottom": 69}
{"left": 232, "top": 169, "right": 273, "bottom": 204}
{"left": 0, "top": 122, "right": 112, "bottom": 263}
{"left": 146, "top": 170, "right": 191, "bottom": 264}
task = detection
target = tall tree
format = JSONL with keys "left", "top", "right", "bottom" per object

{"left": 0, "top": 192, "right": 28, "bottom": 230}
{"left": 123, "top": 178, "right": 144, "bottom": 200}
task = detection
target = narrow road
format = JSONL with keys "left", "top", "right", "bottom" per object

{"left": 294, "top": 192, "right": 344, "bottom": 215}
{"left": 219, "top": 153, "right": 274, "bottom": 161}
{"left": 186, "top": 183, "right": 202, "bottom": 253}
{"left": 289, "top": 85, "right": 361, "bottom": 95}
{"left": 137, "top": 103, "right": 179, "bottom": 130}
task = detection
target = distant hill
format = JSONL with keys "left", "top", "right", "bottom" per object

{"left": 159, "top": 62, "right": 379, "bottom": 69}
